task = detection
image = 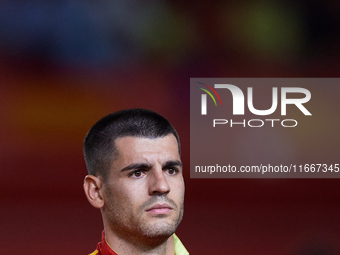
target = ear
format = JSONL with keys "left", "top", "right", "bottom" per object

{"left": 83, "top": 175, "right": 105, "bottom": 209}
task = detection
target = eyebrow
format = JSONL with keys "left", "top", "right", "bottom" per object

{"left": 163, "top": 160, "right": 183, "bottom": 169}
{"left": 120, "top": 160, "right": 182, "bottom": 172}
{"left": 120, "top": 163, "right": 151, "bottom": 172}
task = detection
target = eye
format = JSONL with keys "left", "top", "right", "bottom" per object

{"left": 129, "top": 170, "right": 145, "bottom": 178}
{"left": 167, "top": 167, "right": 179, "bottom": 175}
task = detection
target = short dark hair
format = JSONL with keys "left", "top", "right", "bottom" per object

{"left": 83, "top": 108, "right": 180, "bottom": 178}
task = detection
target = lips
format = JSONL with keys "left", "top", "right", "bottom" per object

{"left": 146, "top": 203, "right": 173, "bottom": 214}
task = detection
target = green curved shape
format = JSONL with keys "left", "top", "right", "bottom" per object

{"left": 197, "top": 87, "right": 217, "bottom": 106}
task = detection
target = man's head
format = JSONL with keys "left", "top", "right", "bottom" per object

{"left": 83, "top": 108, "right": 181, "bottom": 179}
{"left": 83, "top": 109, "right": 184, "bottom": 246}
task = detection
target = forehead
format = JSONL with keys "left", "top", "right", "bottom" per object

{"left": 114, "top": 135, "right": 180, "bottom": 164}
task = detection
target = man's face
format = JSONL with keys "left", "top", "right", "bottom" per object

{"left": 102, "top": 134, "right": 184, "bottom": 241}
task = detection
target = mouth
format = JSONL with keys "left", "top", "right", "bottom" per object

{"left": 145, "top": 203, "right": 173, "bottom": 215}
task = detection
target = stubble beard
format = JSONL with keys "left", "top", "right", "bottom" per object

{"left": 105, "top": 191, "right": 184, "bottom": 246}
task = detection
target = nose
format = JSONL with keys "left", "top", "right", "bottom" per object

{"left": 148, "top": 167, "right": 171, "bottom": 195}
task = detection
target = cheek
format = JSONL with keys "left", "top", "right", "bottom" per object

{"left": 170, "top": 178, "right": 185, "bottom": 198}
{"left": 111, "top": 184, "right": 146, "bottom": 210}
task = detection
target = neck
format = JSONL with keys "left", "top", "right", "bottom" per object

{"left": 104, "top": 227, "right": 175, "bottom": 255}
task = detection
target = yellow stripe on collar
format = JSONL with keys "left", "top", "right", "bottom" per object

{"left": 173, "top": 234, "right": 189, "bottom": 255}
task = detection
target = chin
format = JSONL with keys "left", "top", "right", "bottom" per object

{"left": 142, "top": 220, "right": 177, "bottom": 238}
{"left": 138, "top": 208, "right": 183, "bottom": 239}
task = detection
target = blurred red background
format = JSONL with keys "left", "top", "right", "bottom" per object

{"left": 1, "top": 1, "right": 340, "bottom": 254}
